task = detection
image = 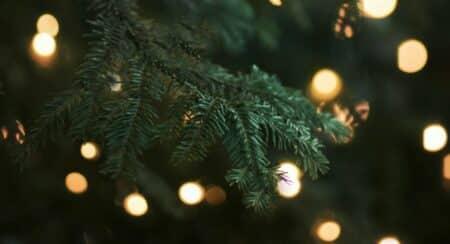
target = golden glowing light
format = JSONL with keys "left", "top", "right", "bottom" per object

{"left": 277, "top": 161, "right": 302, "bottom": 198}
{"left": 65, "top": 172, "right": 88, "bottom": 194}
{"left": 178, "top": 182, "right": 205, "bottom": 205}
{"left": 277, "top": 179, "right": 301, "bottom": 198}
{"left": 378, "top": 236, "right": 401, "bottom": 244}
{"left": 278, "top": 161, "right": 303, "bottom": 180}
{"left": 205, "top": 185, "right": 227, "bottom": 205}
{"left": 310, "top": 69, "right": 342, "bottom": 102}
{"left": 423, "top": 124, "right": 447, "bottom": 152}
{"left": 397, "top": 39, "right": 428, "bottom": 73}
{"left": 269, "top": 0, "right": 282, "bottom": 7}
{"left": 344, "top": 25, "right": 353, "bottom": 38}
{"left": 360, "top": 0, "right": 397, "bottom": 19}
{"left": 36, "top": 14, "right": 59, "bottom": 37}
{"left": 316, "top": 220, "right": 342, "bottom": 242}
{"left": 32, "top": 33, "right": 56, "bottom": 57}
{"left": 124, "top": 192, "right": 149, "bottom": 217}
{"left": 443, "top": 154, "right": 450, "bottom": 180}
{"left": 80, "top": 142, "right": 100, "bottom": 160}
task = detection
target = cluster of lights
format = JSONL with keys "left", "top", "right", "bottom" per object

{"left": 0, "top": 120, "right": 26, "bottom": 144}
{"left": 31, "top": 4, "right": 433, "bottom": 242}
{"left": 314, "top": 219, "right": 402, "bottom": 244}
{"left": 31, "top": 13, "right": 59, "bottom": 62}
{"left": 277, "top": 161, "right": 303, "bottom": 198}
{"left": 334, "top": 3, "right": 356, "bottom": 39}
{"left": 177, "top": 182, "right": 227, "bottom": 206}
{"left": 309, "top": 68, "right": 343, "bottom": 102}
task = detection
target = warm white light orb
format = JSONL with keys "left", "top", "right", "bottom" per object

{"left": 397, "top": 39, "right": 428, "bottom": 73}
{"left": 124, "top": 192, "right": 149, "bottom": 217}
{"left": 37, "top": 14, "right": 59, "bottom": 37}
{"left": 310, "top": 69, "right": 342, "bottom": 102}
{"left": 423, "top": 124, "right": 447, "bottom": 152}
{"left": 80, "top": 142, "right": 100, "bottom": 160}
{"left": 278, "top": 161, "right": 303, "bottom": 180}
{"left": 65, "top": 172, "right": 88, "bottom": 194}
{"left": 178, "top": 182, "right": 205, "bottom": 205}
{"left": 378, "top": 236, "right": 401, "bottom": 244}
{"left": 316, "top": 220, "right": 342, "bottom": 242}
{"left": 277, "top": 178, "right": 302, "bottom": 198}
{"left": 360, "top": 0, "right": 398, "bottom": 19}
{"left": 32, "top": 33, "right": 56, "bottom": 57}
{"left": 110, "top": 82, "right": 123, "bottom": 92}
{"left": 269, "top": 0, "right": 282, "bottom": 7}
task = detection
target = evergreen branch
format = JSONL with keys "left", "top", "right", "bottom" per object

{"left": 19, "top": 0, "right": 352, "bottom": 210}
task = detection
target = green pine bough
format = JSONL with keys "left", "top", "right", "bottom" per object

{"left": 19, "top": 0, "right": 350, "bottom": 210}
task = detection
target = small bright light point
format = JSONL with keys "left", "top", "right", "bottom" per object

{"left": 443, "top": 154, "right": 450, "bottom": 180}
{"left": 65, "top": 172, "right": 88, "bottom": 194}
{"left": 360, "top": 0, "right": 398, "bottom": 19}
{"left": 124, "top": 192, "right": 149, "bottom": 217}
{"left": 36, "top": 14, "right": 59, "bottom": 37}
{"left": 178, "top": 182, "right": 205, "bottom": 205}
{"left": 397, "top": 39, "right": 428, "bottom": 73}
{"left": 278, "top": 161, "right": 302, "bottom": 180}
{"left": 110, "top": 82, "right": 123, "bottom": 92}
{"left": 277, "top": 178, "right": 302, "bottom": 198}
{"left": 378, "top": 236, "right": 401, "bottom": 244}
{"left": 423, "top": 124, "right": 447, "bottom": 152}
{"left": 80, "top": 142, "right": 100, "bottom": 160}
{"left": 316, "top": 220, "right": 342, "bottom": 242}
{"left": 32, "top": 33, "right": 56, "bottom": 57}
{"left": 310, "top": 69, "right": 343, "bottom": 102}
{"left": 205, "top": 185, "right": 227, "bottom": 205}
{"left": 269, "top": 0, "right": 282, "bottom": 7}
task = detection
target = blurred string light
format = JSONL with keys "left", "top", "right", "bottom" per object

{"left": 108, "top": 72, "right": 123, "bottom": 92}
{"left": 378, "top": 236, "right": 401, "bottom": 244}
{"left": 31, "top": 32, "right": 56, "bottom": 57}
{"left": 36, "top": 14, "right": 59, "bottom": 37}
{"left": 309, "top": 69, "right": 343, "bottom": 102}
{"left": 269, "top": 0, "right": 282, "bottom": 7}
{"left": 397, "top": 39, "right": 428, "bottom": 73}
{"left": 277, "top": 161, "right": 302, "bottom": 198}
{"left": 205, "top": 185, "right": 227, "bottom": 205}
{"left": 334, "top": 3, "right": 357, "bottom": 39}
{"left": 178, "top": 181, "right": 205, "bottom": 205}
{"left": 0, "top": 120, "right": 26, "bottom": 144}
{"left": 65, "top": 172, "right": 88, "bottom": 194}
{"left": 423, "top": 124, "right": 447, "bottom": 152}
{"left": 359, "top": 0, "right": 398, "bottom": 19}
{"left": 316, "top": 220, "right": 342, "bottom": 242}
{"left": 80, "top": 141, "right": 100, "bottom": 160}
{"left": 123, "top": 192, "right": 149, "bottom": 217}
{"left": 0, "top": 126, "right": 7, "bottom": 140}
{"left": 443, "top": 154, "right": 450, "bottom": 180}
